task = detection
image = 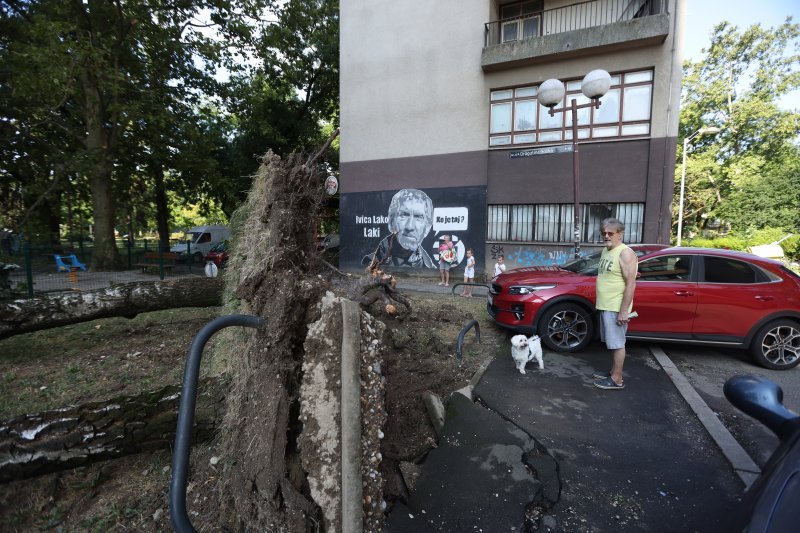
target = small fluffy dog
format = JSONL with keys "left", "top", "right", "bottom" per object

{"left": 510, "top": 334, "right": 544, "bottom": 374}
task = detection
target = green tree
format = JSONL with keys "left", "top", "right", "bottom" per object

{"left": 678, "top": 19, "right": 800, "bottom": 239}
{"left": 0, "top": 0, "right": 262, "bottom": 268}
{"left": 208, "top": 0, "right": 340, "bottom": 213}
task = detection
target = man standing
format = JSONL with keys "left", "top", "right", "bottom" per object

{"left": 365, "top": 189, "right": 436, "bottom": 268}
{"left": 593, "top": 218, "right": 638, "bottom": 390}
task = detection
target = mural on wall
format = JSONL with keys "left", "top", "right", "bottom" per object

{"left": 340, "top": 186, "right": 487, "bottom": 273}
{"left": 486, "top": 243, "right": 597, "bottom": 271}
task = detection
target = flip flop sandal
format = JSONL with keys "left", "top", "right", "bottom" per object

{"left": 594, "top": 376, "right": 625, "bottom": 390}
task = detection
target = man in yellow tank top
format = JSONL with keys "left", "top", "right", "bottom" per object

{"left": 593, "top": 218, "right": 638, "bottom": 390}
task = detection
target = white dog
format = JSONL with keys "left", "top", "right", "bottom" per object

{"left": 510, "top": 334, "right": 544, "bottom": 374}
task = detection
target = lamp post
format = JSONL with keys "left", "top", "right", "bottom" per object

{"left": 677, "top": 126, "right": 721, "bottom": 246}
{"left": 538, "top": 69, "right": 611, "bottom": 258}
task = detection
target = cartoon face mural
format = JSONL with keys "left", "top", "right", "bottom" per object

{"left": 340, "top": 186, "right": 486, "bottom": 273}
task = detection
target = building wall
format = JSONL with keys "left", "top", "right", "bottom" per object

{"left": 340, "top": 186, "right": 487, "bottom": 275}
{"left": 340, "top": 0, "right": 490, "bottom": 163}
{"left": 340, "top": 0, "right": 685, "bottom": 273}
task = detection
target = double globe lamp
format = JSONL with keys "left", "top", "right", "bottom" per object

{"left": 537, "top": 69, "right": 612, "bottom": 258}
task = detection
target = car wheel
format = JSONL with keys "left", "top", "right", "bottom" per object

{"left": 193, "top": 252, "right": 204, "bottom": 263}
{"left": 538, "top": 303, "right": 594, "bottom": 353}
{"left": 749, "top": 319, "right": 800, "bottom": 370}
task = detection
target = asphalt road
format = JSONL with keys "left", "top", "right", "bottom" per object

{"left": 644, "top": 342, "right": 800, "bottom": 468}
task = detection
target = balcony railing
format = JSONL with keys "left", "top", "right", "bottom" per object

{"left": 484, "top": 0, "right": 664, "bottom": 47}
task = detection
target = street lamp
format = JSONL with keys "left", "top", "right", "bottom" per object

{"left": 677, "top": 126, "right": 721, "bottom": 246}
{"left": 538, "top": 69, "right": 611, "bottom": 258}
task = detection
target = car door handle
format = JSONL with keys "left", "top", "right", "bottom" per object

{"left": 674, "top": 290, "right": 695, "bottom": 297}
{"left": 755, "top": 295, "right": 774, "bottom": 302}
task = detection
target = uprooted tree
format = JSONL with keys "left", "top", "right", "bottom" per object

{"left": 1, "top": 133, "right": 411, "bottom": 530}
{"left": 0, "top": 277, "right": 224, "bottom": 340}
{"left": 187, "top": 140, "right": 406, "bottom": 531}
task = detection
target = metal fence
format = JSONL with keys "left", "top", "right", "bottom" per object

{"left": 0, "top": 239, "right": 209, "bottom": 301}
{"left": 484, "top": 0, "right": 665, "bottom": 47}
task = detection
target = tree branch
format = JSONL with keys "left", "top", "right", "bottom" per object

{"left": 304, "top": 127, "right": 339, "bottom": 170}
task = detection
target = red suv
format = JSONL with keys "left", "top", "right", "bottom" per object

{"left": 488, "top": 247, "right": 800, "bottom": 370}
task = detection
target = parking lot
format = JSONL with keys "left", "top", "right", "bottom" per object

{"left": 647, "top": 342, "right": 800, "bottom": 467}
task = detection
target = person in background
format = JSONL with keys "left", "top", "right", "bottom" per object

{"left": 461, "top": 248, "right": 475, "bottom": 297}
{"left": 493, "top": 254, "right": 506, "bottom": 279}
{"left": 593, "top": 218, "right": 638, "bottom": 391}
{"left": 438, "top": 234, "right": 456, "bottom": 286}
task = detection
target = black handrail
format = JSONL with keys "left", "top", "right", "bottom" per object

{"left": 170, "top": 314, "right": 264, "bottom": 533}
{"left": 456, "top": 320, "right": 481, "bottom": 366}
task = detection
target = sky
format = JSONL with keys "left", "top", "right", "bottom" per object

{"left": 684, "top": 0, "right": 800, "bottom": 110}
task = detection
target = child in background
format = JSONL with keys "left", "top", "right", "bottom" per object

{"left": 493, "top": 254, "right": 506, "bottom": 279}
{"left": 461, "top": 249, "right": 475, "bottom": 297}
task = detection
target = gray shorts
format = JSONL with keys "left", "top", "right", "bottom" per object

{"left": 599, "top": 311, "right": 627, "bottom": 350}
{"left": 439, "top": 260, "right": 452, "bottom": 271}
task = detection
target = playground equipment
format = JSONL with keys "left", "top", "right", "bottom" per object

{"left": 54, "top": 254, "right": 87, "bottom": 273}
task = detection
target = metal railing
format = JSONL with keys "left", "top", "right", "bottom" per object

{"left": 169, "top": 315, "right": 265, "bottom": 533}
{"left": 455, "top": 319, "right": 481, "bottom": 367}
{"left": 484, "top": 0, "right": 664, "bottom": 47}
{"left": 1, "top": 239, "right": 205, "bottom": 300}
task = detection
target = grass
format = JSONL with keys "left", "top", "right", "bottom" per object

{"left": 0, "top": 306, "right": 221, "bottom": 419}
{"left": 0, "top": 291, "right": 505, "bottom": 531}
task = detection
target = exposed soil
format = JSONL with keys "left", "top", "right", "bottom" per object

{"left": 0, "top": 289, "right": 508, "bottom": 531}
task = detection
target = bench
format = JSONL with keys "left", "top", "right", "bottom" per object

{"left": 54, "top": 254, "right": 87, "bottom": 273}
{"left": 135, "top": 252, "right": 181, "bottom": 273}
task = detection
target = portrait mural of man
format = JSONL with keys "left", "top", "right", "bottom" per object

{"left": 366, "top": 188, "right": 436, "bottom": 268}
{"left": 342, "top": 185, "right": 486, "bottom": 274}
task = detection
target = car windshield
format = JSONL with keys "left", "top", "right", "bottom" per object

{"left": 560, "top": 251, "right": 603, "bottom": 274}
{"left": 209, "top": 241, "right": 227, "bottom": 252}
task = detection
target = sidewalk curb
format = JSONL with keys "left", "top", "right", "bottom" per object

{"left": 649, "top": 344, "right": 760, "bottom": 488}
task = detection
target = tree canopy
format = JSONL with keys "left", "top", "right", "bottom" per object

{"left": 0, "top": 0, "right": 339, "bottom": 268}
{"left": 678, "top": 19, "right": 800, "bottom": 245}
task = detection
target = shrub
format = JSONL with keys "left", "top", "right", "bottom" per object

{"left": 683, "top": 227, "right": 799, "bottom": 261}
{"left": 684, "top": 235, "right": 747, "bottom": 251}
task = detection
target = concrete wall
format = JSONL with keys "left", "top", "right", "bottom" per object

{"left": 340, "top": 0, "right": 491, "bottom": 162}
{"left": 342, "top": 0, "right": 683, "bottom": 163}
{"left": 486, "top": 242, "right": 605, "bottom": 274}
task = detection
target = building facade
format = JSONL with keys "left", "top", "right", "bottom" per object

{"left": 340, "top": 0, "right": 685, "bottom": 277}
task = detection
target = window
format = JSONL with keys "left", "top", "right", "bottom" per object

{"left": 488, "top": 204, "right": 543, "bottom": 241}
{"left": 500, "top": 1, "right": 543, "bottom": 43}
{"left": 638, "top": 255, "right": 693, "bottom": 281}
{"left": 702, "top": 257, "right": 762, "bottom": 284}
{"left": 535, "top": 203, "right": 572, "bottom": 242}
{"left": 584, "top": 203, "right": 644, "bottom": 244}
{"left": 489, "top": 70, "right": 653, "bottom": 147}
{"left": 487, "top": 203, "right": 644, "bottom": 243}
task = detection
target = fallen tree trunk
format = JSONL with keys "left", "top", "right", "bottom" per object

{"left": 0, "top": 277, "right": 224, "bottom": 341}
{"left": 0, "top": 377, "right": 225, "bottom": 483}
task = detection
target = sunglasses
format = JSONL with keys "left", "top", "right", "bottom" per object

{"left": 600, "top": 231, "right": 618, "bottom": 236}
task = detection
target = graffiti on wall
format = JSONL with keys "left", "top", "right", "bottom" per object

{"left": 340, "top": 187, "right": 486, "bottom": 272}
{"left": 486, "top": 244, "right": 595, "bottom": 270}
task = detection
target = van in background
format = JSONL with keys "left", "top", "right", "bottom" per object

{"left": 170, "top": 225, "right": 230, "bottom": 262}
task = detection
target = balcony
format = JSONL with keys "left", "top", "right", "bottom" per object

{"left": 482, "top": 0, "right": 669, "bottom": 71}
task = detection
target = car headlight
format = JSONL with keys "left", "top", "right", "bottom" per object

{"left": 508, "top": 284, "right": 556, "bottom": 295}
